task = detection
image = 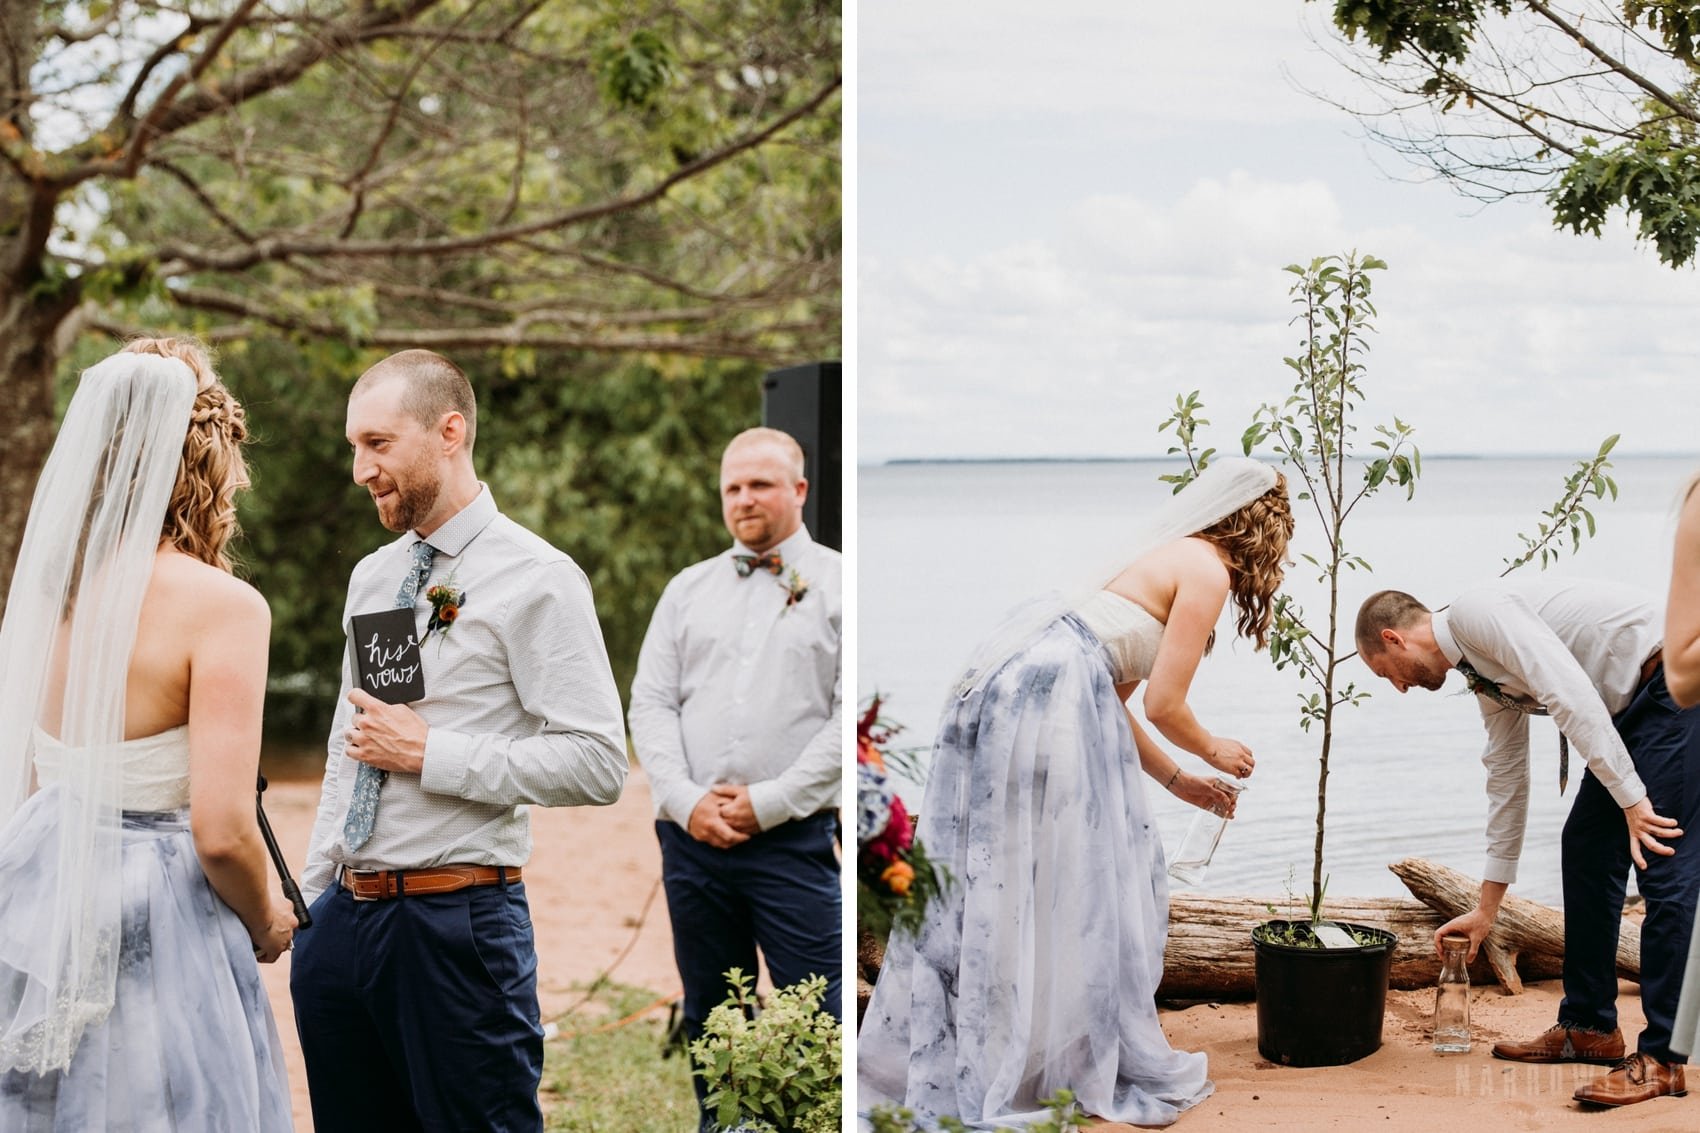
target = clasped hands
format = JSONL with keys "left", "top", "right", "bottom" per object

{"left": 688, "top": 784, "right": 761, "bottom": 848}
{"left": 343, "top": 688, "right": 428, "bottom": 775}
{"left": 252, "top": 899, "right": 298, "bottom": 964}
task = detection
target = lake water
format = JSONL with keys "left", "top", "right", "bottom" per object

{"left": 857, "top": 455, "right": 1697, "bottom": 908}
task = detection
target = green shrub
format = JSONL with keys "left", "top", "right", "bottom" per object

{"left": 689, "top": 970, "right": 840, "bottom": 1133}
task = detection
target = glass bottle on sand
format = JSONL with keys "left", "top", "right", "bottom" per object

{"left": 1433, "top": 933, "right": 1472, "bottom": 1053}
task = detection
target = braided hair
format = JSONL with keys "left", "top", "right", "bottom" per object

{"left": 122, "top": 337, "right": 250, "bottom": 572}
{"left": 1196, "top": 471, "right": 1294, "bottom": 650}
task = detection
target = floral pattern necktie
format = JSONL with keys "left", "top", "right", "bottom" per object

{"left": 343, "top": 540, "right": 435, "bottom": 850}
{"left": 1456, "top": 657, "right": 1569, "bottom": 793}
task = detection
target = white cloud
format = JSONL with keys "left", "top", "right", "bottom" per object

{"left": 857, "top": 2, "right": 1700, "bottom": 463}
{"left": 862, "top": 1, "right": 1349, "bottom": 127}
{"left": 861, "top": 171, "right": 1700, "bottom": 460}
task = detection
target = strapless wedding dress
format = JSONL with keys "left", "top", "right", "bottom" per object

{"left": 0, "top": 727, "right": 293, "bottom": 1131}
{"left": 858, "top": 592, "right": 1212, "bottom": 1128}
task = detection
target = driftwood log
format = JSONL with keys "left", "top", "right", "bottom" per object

{"left": 860, "top": 857, "right": 1640, "bottom": 1014}
{"left": 1389, "top": 856, "right": 1641, "bottom": 992}
{"left": 1153, "top": 892, "right": 1546, "bottom": 1001}
{"left": 1155, "top": 857, "right": 1642, "bottom": 1000}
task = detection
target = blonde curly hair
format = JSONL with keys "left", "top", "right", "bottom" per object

{"left": 1197, "top": 472, "right": 1294, "bottom": 650}
{"left": 122, "top": 337, "right": 249, "bottom": 571}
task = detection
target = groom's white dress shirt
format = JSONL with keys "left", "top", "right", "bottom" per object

{"left": 628, "top": 526, "right": 841, "bottom": 832}
{"left": 301, "top": 485, "right": 627, "bottom": 902}
{"left": 1433, "top": 576, "right": 1662, "bottom": 885}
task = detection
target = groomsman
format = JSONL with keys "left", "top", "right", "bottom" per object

{"left": 292, "top": 349, "right": 628, "bottom": 1132}
{"left": 1356, "top": 579, "right": 1698, "bottom": 1108}
{"left": 629, "top": 426, "right": 842, "bottom": 1133}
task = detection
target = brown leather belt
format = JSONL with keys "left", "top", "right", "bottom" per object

{"left": 340, "top": 864, "right": 520, "bottom": 902}
{"left": 1643, "top": 649, "right": 1664, "bottom": 688}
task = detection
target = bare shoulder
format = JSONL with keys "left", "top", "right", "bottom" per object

{"left": 151, "top": 552, "right": 270, "bottom": 629}
{"left": 1167, "top": 536, "right": 1232, "bottom": 587}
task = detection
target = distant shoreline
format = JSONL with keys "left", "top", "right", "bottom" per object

{"left": 871, "top": 452, "right": 1694, "bottom": 468}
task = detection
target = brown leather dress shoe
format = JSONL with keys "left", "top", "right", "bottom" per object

{"left": 1572, "top": 1052, "right": 1687, "bottom": 1107}
{"left": 1490, "top": 1022, "right": 1626, "bottom": 1064}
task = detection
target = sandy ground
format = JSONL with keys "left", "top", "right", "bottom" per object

{"left": 256, "top": 765, "right": 682, "bottom": 1131}
{"left": 1149, "top": 980, "right": 1694, "bottom": 1133}
{"left": 860, "top": 958, "right": 1697, "bottom": 1132}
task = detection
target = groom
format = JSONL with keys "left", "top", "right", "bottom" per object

{"left": 291, "top": 349, "right": 628, "bottom": 1132}
{"left": 1356, "top": 580, "right": 1698, "bottom": 1108}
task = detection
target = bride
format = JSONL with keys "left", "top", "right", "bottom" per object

{"left": 0, "top": 339, "right": 295, "bottom": 1129}
{"left": 858, "top": 457, "right": 1293, "bottom": 1128}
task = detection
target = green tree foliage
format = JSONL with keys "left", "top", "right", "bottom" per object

{"left": 1312, "top": 1, "right": 1700, "bottom": 266}
{"left": 1, "top": 0, "right": 840, "bottom": 599}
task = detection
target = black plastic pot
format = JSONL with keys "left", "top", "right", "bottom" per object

{"left": 1251, "top": 920, "right": 1397, "bottom": 1067}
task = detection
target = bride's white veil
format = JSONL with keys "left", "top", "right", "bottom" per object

{"left": 953, "top": 456, "right": 1280, "bottom": 696}
{"left": 0, "top": 352, "right": 196, "bottom": 1073}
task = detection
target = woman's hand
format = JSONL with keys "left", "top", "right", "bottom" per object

{"left": 251, "top": 899, "right": 298, "bottom": 964}
{"left": 1170, "top": 772, "right": 1239, "bottom": 818}
{"left": 1204, "top": 737, "right": 1255, "bottom": 780}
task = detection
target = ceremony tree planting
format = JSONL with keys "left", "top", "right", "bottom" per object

{"left": 1161, "top": 251, "right": 1618, "bottom": 932}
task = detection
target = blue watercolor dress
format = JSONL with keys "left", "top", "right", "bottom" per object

{"left": 858, "top": 593, "right": 1213, "bottom": 1128}
{"left": 0, "top": 727, "right": 293, "bottom": 1131}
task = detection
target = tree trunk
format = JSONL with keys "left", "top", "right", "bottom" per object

{"left": 1, "top": 0, "right": 76, "bottom": 607}
{"left": 0, "top": 283, "right": 75, "bottom": 607}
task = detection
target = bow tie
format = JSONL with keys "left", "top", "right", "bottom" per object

{"left": 733, "top": 551, "right": 784, "bottom": 578}
{"left": 1457, "top": 658, "right": 1569, "bottom": 793}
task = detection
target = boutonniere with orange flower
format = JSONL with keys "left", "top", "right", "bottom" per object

{"left": 778, "top": 567, "right": 809, "bottom": 610}
{"left": 424, "top": 577, "right": 466, "bottom": 646}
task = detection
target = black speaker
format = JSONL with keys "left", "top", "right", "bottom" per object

{"left": 761, "top": 361, "right": 841, "bottom": 552}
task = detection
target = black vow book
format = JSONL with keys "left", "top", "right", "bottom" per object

{"left": 348, "top": 607, "right": 426, "bottom": 704}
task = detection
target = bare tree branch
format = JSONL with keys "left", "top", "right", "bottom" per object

{"left": 153, "top": 72, "right": 841, "bottom": 272}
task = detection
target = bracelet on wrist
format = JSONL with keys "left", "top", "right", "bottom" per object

{"left": 1165, "top": 767, "right": 1182, "bottom": 789}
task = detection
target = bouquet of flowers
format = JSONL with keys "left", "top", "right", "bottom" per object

{"left": 857, "top": 696, "right": 948, "bottom": 941}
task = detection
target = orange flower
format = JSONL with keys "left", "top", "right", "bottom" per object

{"left": 881, "top": 860, "right": 914, "bottom": 896}
{"left": 858, "top": 734, "right": 885, "bottom": 772}
{"left": 439, "top": 605, "right": 459, "bottom": 623}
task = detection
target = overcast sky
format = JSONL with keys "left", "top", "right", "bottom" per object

{"left": 857, "top": 2, "right": 1700, "bottom": 462}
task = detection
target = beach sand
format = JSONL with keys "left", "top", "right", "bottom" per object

{"left": 1152, "top": 979, "right": 1693, "bottom": 1133}
{"left": 256, "top": 764, "right": 682, "bottom": 1131}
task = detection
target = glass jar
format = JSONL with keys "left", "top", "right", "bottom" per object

{"left": 1433, "top": 933, "right": 1471, "bottom": 1053}
{"left": 1167, "top": 780, "right": 1245, "bottom": 887}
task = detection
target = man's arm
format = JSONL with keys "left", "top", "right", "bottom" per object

{"left": 743, "top": 664, "right": 841, "bottom": 832}
{"left": 1666, "top": 485, "right": 1700, "bottom": 708}
{"left": 1478, "top": 703, "right": 1533, "bottom": 887}
{"left": 627, "top": 575, "right": 714, "bottom": 828}
{"left": 1433, "top": 704, "right": 1528, "bottom": 957}
{"left": 418, "top": 561, "right": 626, "bottom": 808}
{"left": 1467, "top": 593, "right": 1646, "bottom": 807}
{"left": 1461, "top": 591, "right": 1684, "bottom": 866}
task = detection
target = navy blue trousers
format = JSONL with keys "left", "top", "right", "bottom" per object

{"left": 658, "top": 813, "right": 842, "bottom": 1132}
{"left": 1558, "top": 667, "right": 1700, "bottom": 1061}
{"left": 289, "top": 878, "right": 543, "bottom": 1133}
